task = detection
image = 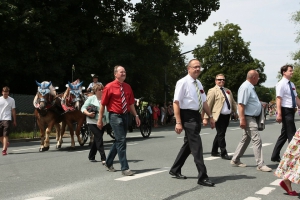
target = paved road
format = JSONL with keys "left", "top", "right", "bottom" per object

{"left": 1, "top": 115, "right": 300, "bottom": 200}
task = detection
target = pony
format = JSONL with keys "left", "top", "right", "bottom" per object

{"left": 33, "top": 81, "right": 63, "bottom": 151}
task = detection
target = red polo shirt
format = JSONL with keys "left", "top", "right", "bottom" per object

{"left": 101, "top": 79, "right": 135, "bottom": 114}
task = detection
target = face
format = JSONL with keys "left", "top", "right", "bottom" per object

{"left": 2, "top": 90, "right": 9, "bottom": 99}
{"left": 188, "top": 60, "right": 201, "bottom": 79}
{"left": 283, "top": 67, "right": 293, "bottom": 79}
{"left": 93, "top": 77, "right": 98, "bottom": 83}
{"left": 253, "top": 72, "right": 260, "bottom": 85}
{"left": 96, "top": 88, "right": 103, "bottom": 96}
{"left": 115, "top": 66, "right": 126, "bottom": 82}
{"left": 215, "top": 75, "right": 225, "bottom": 87}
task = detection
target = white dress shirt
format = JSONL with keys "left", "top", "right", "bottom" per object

{"left": 276, "top": 77, "right": 297, "bottom": 108}
{"left": 219, "top": 87, "right": 232, "bottom": 115}
{"left": 173, "top": 74, "right": 207, "bottom": 110}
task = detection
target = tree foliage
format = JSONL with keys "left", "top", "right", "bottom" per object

{"left": 292, "top": 10, "right": 300, "bottom": 62}
{"left": 194, "top": 22, "right": 266, "bottom": 99}
{"left": 0, "top": 0, "right": 220, "bottom": 104}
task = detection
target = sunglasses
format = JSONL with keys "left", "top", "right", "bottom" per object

{"left": 216, "top": 79, "right": 225, "bottom": 81}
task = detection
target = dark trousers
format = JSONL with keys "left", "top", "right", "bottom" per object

{"left": 88, "top": 124, "right": 106, "bottom": 161}
{"left": 170, "top": 109, "right": 208, "bottom": 182}
{"left": 271, "top": 107, "right": 296, "bottom": 160}
{"left": 212, "top": 114, "right": 230, "bottom": 156}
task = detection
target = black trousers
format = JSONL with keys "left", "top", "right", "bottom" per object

{"left": 88, "top": 124, "right": 106, "bottom": 161}
{"left": 271, "top": 107, "right": 296, "bottom": 160}
{"left": 212, "top": 114, "right": 230, "bottom": 156}
{"left": 170, "top": 109, "right": 208, "bottom": 182}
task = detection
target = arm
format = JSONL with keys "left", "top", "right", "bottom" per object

{"left": 12, "top": 108, "right": 17, "bottom": 126}
{"left": 202, "top": 101, "right": 215, "bottom": 129}
{"left": 238, "top": 104, "right": 246, "bottom": 129}
{"left": 173, "top": 101, "right": 183, "bottom": 134}
{"left": 130, "top": 104, "right": 140, "bottom": 127}
{"left": 81, "top": 97, "right": 95, "bottom": 118}
{"left": 97, "top": 105, "right": 105, "bottom": 130}
{"left": 203, "top": 89, "right": 214, "bottom": 126}
{"left": 276, "top": 96, "right": 282, "bottom": 123}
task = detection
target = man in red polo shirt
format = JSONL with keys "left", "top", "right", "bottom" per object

{"left": 98, "top": 65, "right": 140, "bottom": 176}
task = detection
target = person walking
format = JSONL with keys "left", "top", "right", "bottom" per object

{"left": 271, "top": 65, "right": 299, "bottom": 162}
{"left": 230, "top": 70, "right": 272, "bottom": 172}
{"left": 81, "top": 83, "right": 107, "bottom": 164}
{"left": 160, "top": 103, "right": 166, "bottom": 125}
{"left": 0, "top": 86, "right": 17, "bottom": 156}
{"left": 203, "top": 74, "right": 237, "bottom": 160}
{"left": 169, "top": 59, "right": 216, "bottom": 187}
{"left": 97, "top": 65, "right": 140, "bottom": 176}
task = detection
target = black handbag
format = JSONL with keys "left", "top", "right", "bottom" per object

{"left": 86, "top": 105, "right": 98, "bottom": 118}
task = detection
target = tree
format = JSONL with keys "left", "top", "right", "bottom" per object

{"left": 255, "top": 86, "right": 273, "bottom": 103}
{"left": 193, "top": 22, "right": 267, "bottom": 99}
{"left": 0, "top": 0, "right": 219, "bottom": 101}
{"left": 292, "top": 10, "right": 300, "bottom": 62}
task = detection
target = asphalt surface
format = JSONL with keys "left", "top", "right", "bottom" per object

{"left": 1, "top": 115, "right": 300, "bottom": 200}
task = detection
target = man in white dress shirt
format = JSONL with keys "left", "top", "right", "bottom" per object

{"left": 169, "top": 59, "right": 216, "bottom": 187}
{"left": 271, "top": 65, "right": 300, "bottom": 162}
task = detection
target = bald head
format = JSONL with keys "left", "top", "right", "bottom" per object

{"left": 247, "top": 70, "right": 259, "bottom": 85}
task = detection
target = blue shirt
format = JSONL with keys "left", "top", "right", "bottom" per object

{"left": 238, "top": 80, "right": 261, "bottom": 116}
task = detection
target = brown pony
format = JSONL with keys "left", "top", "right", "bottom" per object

{"left": 33, "top": 81, "right": 63, "bottom": 151}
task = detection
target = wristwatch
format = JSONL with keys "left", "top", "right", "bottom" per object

{"left": 209, "top": 115, "right": 213, "bottom": 118}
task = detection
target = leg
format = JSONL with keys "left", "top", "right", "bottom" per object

{"left": 170, "top": 133, "right": 192, "bottom": 174}
{"left": 216, "top": 114, "right": 230, "bottom": 156}
{"left": 88, "top": 124, "right": 97, "bottom": 160}
{"left": 246, "top": 117, "right": 264, "bottom": 167}
{"left": 106, "top": 113, "right": 129, "bottom": 171}
{"left": 232, "top": 129, "right": 251, "bottom": 163}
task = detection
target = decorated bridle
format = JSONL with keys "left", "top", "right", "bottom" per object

{"left": 34, "top": 81, "right": 55, "bottom": 109}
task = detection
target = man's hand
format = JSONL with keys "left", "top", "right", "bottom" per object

{"left": 276, "top": 114, "right": 282, "bottom": 123}
{"left": 209, "top": 118, "right": 215, "bottom": 129}
{"left": 202, "top": 118, "right": 208, "bottom": 126}
{"left": 135, "top": 116, "right": 141, "bottom": 127}
{"left": 175, "top": 123, "right": 183, "bottom": 134}
{"left": 240, "top": 118, "right": 246, "bottom": 129}
{"left": 97, "top": 119, "right": 103, "bottom": 130}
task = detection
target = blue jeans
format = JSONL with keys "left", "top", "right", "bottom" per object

{"left": 106, "top": 113, "right": 129, "bottom": 171}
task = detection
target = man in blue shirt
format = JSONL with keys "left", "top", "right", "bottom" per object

{"left": 230, "top": 70, "right": 272, "bottom": 172}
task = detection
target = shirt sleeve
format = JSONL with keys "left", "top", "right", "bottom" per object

{"left": 238, "top": 86, "right": 249, "bottom": 105}
{"left": 173, "top": 80, "right": 184, "bottom": 102}
{"left": 276, "top": 82, "right": 284, "bottom": 98}
{"left": 101, "top": 86, "right": 110, "bottom": 106}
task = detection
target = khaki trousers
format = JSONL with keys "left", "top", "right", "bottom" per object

{"left": 232, "top": 116, "right": 264, "bottom": 167}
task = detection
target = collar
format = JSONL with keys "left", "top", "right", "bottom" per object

{"left": 281, "top": 77, "right": 290, "bottom": 84}
{"left": 187, "top": 74, "right": 198, "bottom": 83}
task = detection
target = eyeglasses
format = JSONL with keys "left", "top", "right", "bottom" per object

{"left": 190, "top": 66, "right": 201, "bottom": 69}
{"left": 216, "top": 79, "right": 225, "bottom": 81}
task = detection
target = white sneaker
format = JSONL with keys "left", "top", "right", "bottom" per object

{"left": 230, "top": 160, "right": 247, "bottom": 167}
{"left": 257, "top": 165, "right": 272, "bottom": 172}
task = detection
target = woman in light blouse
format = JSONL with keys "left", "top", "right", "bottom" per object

{"left": 81, "top": 83, "right": 107, "bottom": 164}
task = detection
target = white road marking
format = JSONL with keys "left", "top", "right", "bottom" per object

{"left": 25, "top": 197, "right": 54, "bottom": 200}
{"left": 204, "top": 157, "right": 219, "bottom": 161}
{"left": 177, "top": 136, "right": 184, "bottom": 139}
{"left": 250, "top": 143, "right": 272, "bottom": 148}
{"left": 115, "top": 168, "right": 168, "bottom": 181}
{"left": 13, "top": 147, "right": 38, "bottom": 152}
{"left": 255, "top": 187, "right": 275, "bottom": 195}
{"left": 230, "top": 128, "right": 241, "bottom": 130}
{"left": 228, "top": 153, "right": 234, "bottom": 155}
{"left": 244, "top": 197, "right": 261, "bottom": 200}
{"left": 127, "top": 143, "right": 138, "bottom": 146}
{"left": 270, "top": 179, "right": 281, "bottom": 186}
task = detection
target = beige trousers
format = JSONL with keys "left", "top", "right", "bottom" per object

{"left": 232, "top": 116, "right": 264, "bottom": 167}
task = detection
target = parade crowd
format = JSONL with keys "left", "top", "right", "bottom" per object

{"left": 1, "top": 61, "right": 300, "bottom": 197}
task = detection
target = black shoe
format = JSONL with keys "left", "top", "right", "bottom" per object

{"left": 198, "top": 178, "right": 215, "bottom": 187}
{"left": 221, "top": 154, "right": 232, "bottom": 160}
{"left": 169, "top": 171, "right": 187, "bottom": 179}
{"left": 271, "top": 158, "right": 281, "bottom": 162}
{"left": 211, "top": 152, "right": 220, "bottom": 157}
